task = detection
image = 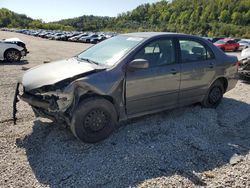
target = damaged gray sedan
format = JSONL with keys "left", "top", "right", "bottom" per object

{"left": 13, "top": 32, "right": 238, "bottom": 143}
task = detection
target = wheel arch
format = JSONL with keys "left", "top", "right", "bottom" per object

{"left": 70, "top": 93, "right": 118, "bottom": 143}
{"left": 3, "top": 48, "right": 21, "bottom": 58}
{"left": 211, "top": 77, "right": 228, "bottom": 93}
{"left": 77, "top": 92, "right": 119, "bottom": 120}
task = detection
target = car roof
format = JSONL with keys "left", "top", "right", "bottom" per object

{"left": 222, "top": 38, "right": 236, "bottom": 41}
{"left": 239, "top": 39, "right": 250, "bottom": 42}
{"left": 121, "top": 32, "right": 196, "bottom": 39}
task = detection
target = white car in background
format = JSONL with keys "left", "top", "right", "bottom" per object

{"left": 0, "top": 38, "right": 28, "bottom": 62}
{"left": 241, "top": 47, "right": 250, "bottom": 58}
{"left": 239, "top": 47, "right": 250, "bottom": 79}
{"left": 238, "top": 39, "right": 250, "bottom": 51}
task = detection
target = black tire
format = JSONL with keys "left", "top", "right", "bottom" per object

{"left": 4, "top": 49, "right": 21, "bottom": 62}
{"left": 234, "top": 47, "right": 238, "bottom": 52}
{"left": 202, "top": 80, "right": 224, "bottom": 108}
{"left": 70, "top": 97, "right": 117, "bottom": 143}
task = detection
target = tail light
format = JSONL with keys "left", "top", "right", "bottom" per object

{"left": 236, "top": 61, "right": 241, "bottom": 71}
{"left": 235, "top": 61, "right": 241, "bottom": 72}
{"left": 236, "top": 61, "right": 240, "bottom": 66}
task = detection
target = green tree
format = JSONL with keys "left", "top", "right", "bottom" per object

{"left": 219, "top": 10, "right": 230, "bottom": 23}
{"left": 1, "top": 0, "right": 250, "bottom": 38}
{"left": 231, "top": 12, "right": 243, "bottom": 25}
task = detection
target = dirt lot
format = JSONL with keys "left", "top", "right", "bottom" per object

{"left": 0, "top": 31, "right": 249, "bottom": 188}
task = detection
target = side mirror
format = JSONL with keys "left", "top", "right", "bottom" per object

{"left": 128, "top": 59, "right": 149, "bottom": 70}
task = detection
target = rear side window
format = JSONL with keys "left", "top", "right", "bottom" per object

{"left": 179, "top": 39, "right": 214, "bottom": 63}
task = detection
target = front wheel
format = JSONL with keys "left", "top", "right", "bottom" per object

{"left": 70, "top": 97, "right": 117, "bottom": 143}
{"left": 202, "top": 81, "right": 224, "bottom": 108}
{"left": 4, "top": 49, "right": 21, "bottom": 62}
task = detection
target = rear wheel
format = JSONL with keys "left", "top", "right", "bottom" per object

{"left": 71, "top": 97, "right": 117, "bottom": 143}
{"left": 202, "top": 81, "right": 224, "bottom": 108}
{"left": 4, "top": 49, "right": 21, "bottom": 62}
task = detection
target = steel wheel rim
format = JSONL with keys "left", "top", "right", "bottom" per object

{"left": 83, "top": 109, "right": 110, "bottom": 132}
{"left": 209, "top": 87, "right": 222, "bottom": 104}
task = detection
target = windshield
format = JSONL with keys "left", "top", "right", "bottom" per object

{"left": 77, "top": 35, "right": 144, "bottom": 66}
{"left": 215, "top": 40, "right": 226, "bottom": 44}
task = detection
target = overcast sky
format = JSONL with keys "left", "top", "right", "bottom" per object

{"left": 0, "top": 0, "right": 160, "bottom": 22}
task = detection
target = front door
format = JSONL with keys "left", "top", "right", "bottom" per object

{"left": 125, "top": 38, "right": 181, "bottom": 115}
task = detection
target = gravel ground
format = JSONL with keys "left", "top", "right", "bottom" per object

{"left": 0, "top": 31, "right": 249, "bottom": 188}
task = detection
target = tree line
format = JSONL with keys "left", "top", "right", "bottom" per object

{"left": 1, "top": 0, "right": 250, "bottom": 37}
{"left": 106, "top": 0, "right": 250, "bottom": 37}
{"left": 0, "top": 8, "right": 74, "bottom": 31}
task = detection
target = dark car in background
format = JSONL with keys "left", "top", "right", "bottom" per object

{"left": 14, "top": 32, "right": 238, "bottom": 143}
{"left": 214, "top": 39, "right": 239, "bottom": 52}
{"left": 90, "top": 34, "right": 106, "bottom": 44}
{"left": 3, "top": 28, "right": 117, "bottom": 43}
{"left": 68, "top": 33, "right": 89, "bottom": 42}
{"left": 78, "top": 34, "right": 99, "bottom": 43}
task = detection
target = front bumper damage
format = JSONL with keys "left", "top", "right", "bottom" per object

{"left": 13, "top": 83, "right": 74, "bottom": 125}
{"left": 21, "top": 49, "right": 29, "bottom": 57}
{"left": 13, "top": 83, "right": 20, "bottom": 124}
{"left": 239, "top": 57, "right": 250, "bottom": 78}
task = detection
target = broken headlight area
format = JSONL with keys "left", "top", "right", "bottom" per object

{"left": 24, "top": 88, "right": 74, "bottom": 113}
{"left": 13, "top": 83, "right": 75, "bottom": 125}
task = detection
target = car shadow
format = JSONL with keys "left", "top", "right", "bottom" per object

{"left": 0, "top": 60, "right": 29, "bottom": 65}
{"left": 16, "top": 98, "right": 250, "bottom": 187}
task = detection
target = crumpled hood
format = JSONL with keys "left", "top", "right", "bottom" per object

{"left": 21, "top": 58, "right": 101, "bottom": 91}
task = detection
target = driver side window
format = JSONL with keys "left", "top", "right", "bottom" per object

{"left": 134, "top": 39, "right": 175, "bottom": 67}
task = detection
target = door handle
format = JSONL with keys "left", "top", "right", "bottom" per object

{"left": 170, "top": 69, "right": 178, "bottom": 75}
{"left": 208, "top": 63, "right": 214, "bottom": 68}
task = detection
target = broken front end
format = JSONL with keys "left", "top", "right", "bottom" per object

{"left": 13, "top": 82, "right": 76, "bottom": 125}
{"left": 238, "top": 57, "right": 250, "bottom": 78}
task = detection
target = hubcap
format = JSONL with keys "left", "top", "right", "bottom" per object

{"left": 83, "top": 109, "right": 109, "bottom": 132}
{"left": 209, "top": 87, "right": 222, "bottom": 104}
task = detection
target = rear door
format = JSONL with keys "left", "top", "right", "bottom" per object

{"left": 126, "top": 37, "right": 180, "bottom": 115}
{"left": 178, "top": 38, "right": 216, "bottom": 105}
